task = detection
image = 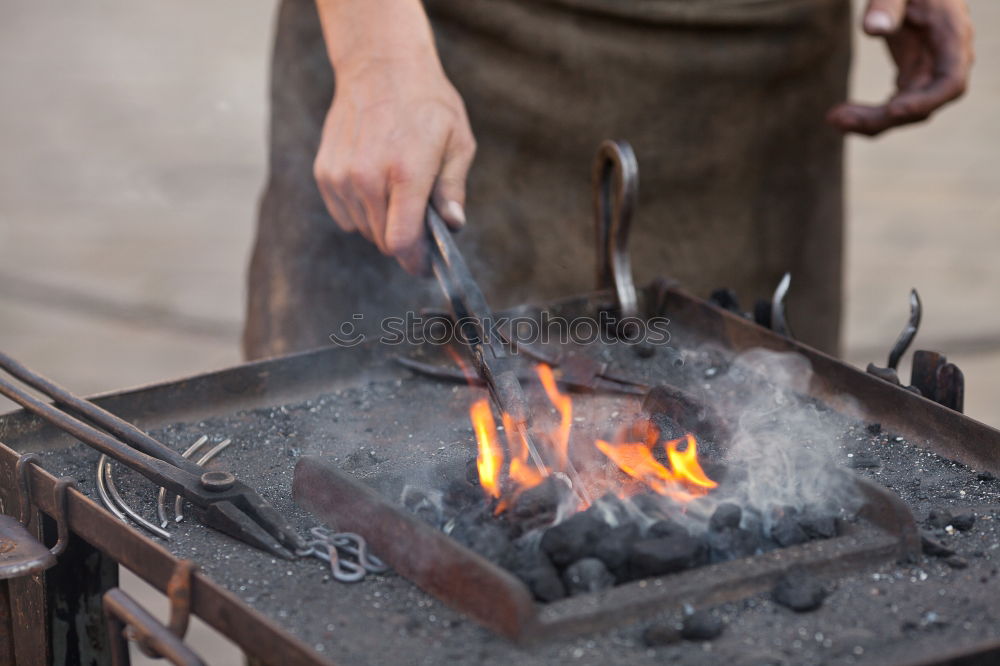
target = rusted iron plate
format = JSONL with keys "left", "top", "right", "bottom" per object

{"left": 293, "top": 456, "right": 918, "bottom": 643}
{"left": 293, "top": 455, "right": 540, "bottom": 640}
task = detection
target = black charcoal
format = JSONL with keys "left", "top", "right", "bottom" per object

{"left": 647, "top": 518, "right": 689, "bottom": 539}
{"left": 562, "top": 558, "right": 615, "bottom": 595}
{"left": 442, "top": 478, "right": 481, "bottom": 511}
{"left": 585, "top": 493, "right": 631, "bottom": 527}
{"left": 594, "top": 523, "right": 640, "bottom": 579}
{"left": 770, "top": 514, "right": 808, "bottom": 547}
{"left": 630, "top": 493, "right": 671, "bottom": 522}
{"left": 521, "top": 561, "right": 566, "bottom": 602}
{"left": 540, "top": 511, "right": 611, "bottom": 568}
{"left": 977, "top": 471, "right": 996, "bottom": 482}
{"left": 927, "top": 509, "right": 954, "bottom": 529}
{"left": 799, "top": 515, "right": 839, "bottom": 540}
{"left": 628, "top": 534, "right": 705, "bottom": 578}
{"left": 509, "top": 476, "right": 568, "bottom": 533}
{"left": 454, "top": 523, "right": 512, "bottom": 567}
{"left": 709, "top": 503, "right": 742, "bottom": 531}
{"left": 508, "top": 539, "right": 565, "bottom": 602}
{"left": 772, "top": 572, "right": 826, "bottom": 612}
{"left": 707, "top": 527, "right": 759, "bottom": 563}
{"left": 681, "top": 610, "right": 724, "bottom": 641}
{"left": 951, "top": 513, "right": 976, "bottom": 532}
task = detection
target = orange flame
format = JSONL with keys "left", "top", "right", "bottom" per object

{"left": 594, "top": 439, "right": 678, "bottom": 496}
{"left": 466, "top": 364, "right": 717, "bottom": 516}
{"left": 665, "top": 434, "right": 717, "bottom": 492}
{"left": 536, "top": 364, "right": 572, "bottom": 470}
{"left": 470, "top": 399, "right": 503, "bottom": 499}
{"left": 595, "top": 431, "right": 716, "bottom": 502}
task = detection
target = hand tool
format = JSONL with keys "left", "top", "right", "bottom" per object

{"left": 0, "top": 351, "right": 305, "bottom": 558}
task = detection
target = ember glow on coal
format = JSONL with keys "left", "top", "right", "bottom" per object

{"left": 404, "top": 349, "right": 861, "bottom": 602}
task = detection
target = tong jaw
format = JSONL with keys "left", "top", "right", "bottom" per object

{"left": 201, "top": 488, "right": 306, "bottom": 560}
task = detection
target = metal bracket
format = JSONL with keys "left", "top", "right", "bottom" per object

{"left": 0, "top": 454, "right": 75, "bottom": 578}
{"left": 593, "top": 139, "right": 639, "bottom": 323}
{"left": 103, "top": 559, "right": 200, "bottom": 666}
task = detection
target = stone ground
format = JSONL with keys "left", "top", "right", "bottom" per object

{"left": 0, "top": 1, "right": 997, "bottom": 663}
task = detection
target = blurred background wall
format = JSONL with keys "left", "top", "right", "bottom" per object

{"left": 0, "top": 1, "right": 997, "bottom": 663}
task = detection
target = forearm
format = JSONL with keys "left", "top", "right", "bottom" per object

{"left": 314, "top": 0, "right": 441, "bottom": 74}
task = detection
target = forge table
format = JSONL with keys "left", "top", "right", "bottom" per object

{"left": 2, "top": 286, "right": 1000, "bottom": 666}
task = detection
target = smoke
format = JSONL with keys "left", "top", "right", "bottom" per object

{"left": 694, "top": 347, "right": 861, "bottom": 530}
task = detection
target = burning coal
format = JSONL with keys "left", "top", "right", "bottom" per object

{"left": 470, "top": 365, "right": 719, "bottom": 514}
{"left": 404, "top": 349, "right": 860, "bottom": 603}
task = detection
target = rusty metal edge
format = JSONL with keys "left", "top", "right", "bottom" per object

{"left": 292, "top": 455, "right": 540, "bottom": 640}
{"left": 292, "top": 456, "right": 917, "bottom": 646}
{"left": 0, "top": 441, "right": 333, "bottom": 666}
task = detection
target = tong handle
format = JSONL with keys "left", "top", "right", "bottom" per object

{"left": 0, "top": 352, "right": 204, "bottom": 492}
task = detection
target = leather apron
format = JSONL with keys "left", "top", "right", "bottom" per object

{"left": 244, "top": 0, "right": 851, "bottom": 359}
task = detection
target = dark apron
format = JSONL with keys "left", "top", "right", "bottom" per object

{"left": 244, "top": 0, "right": 851, "bottom": 359}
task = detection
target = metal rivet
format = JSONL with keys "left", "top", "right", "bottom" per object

{"left": 200, "top": 471, "right": 235, "bottom": 492}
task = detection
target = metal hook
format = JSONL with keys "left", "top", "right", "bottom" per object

{"left": 770, "top": 272, "right": 793, "bottom": 339}
{"left": 888, "top": 289, "right": 922, "bottom": 371}
{"left": 593, "top": 139, "right": 639, "bottom": 321}
{"left": 15, "top": 453, "right": 74, "bottom": 558}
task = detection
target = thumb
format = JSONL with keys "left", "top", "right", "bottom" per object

{"left": 431, "top": 133, "right": 476, "bottom": 231}
{"left": 863, "top": 0, "right": 907, "bottom": 35}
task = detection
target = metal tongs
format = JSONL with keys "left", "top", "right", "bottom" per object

{"left": 0, "top": 351, "right": 305, "bottom": 559}
{"left": 427, "top": 208, "right": 595, "bottom": 505}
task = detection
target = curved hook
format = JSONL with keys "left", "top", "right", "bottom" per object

{"left": 887, "top": 289, "right": 922, "bottom": 371}
{"left": 593, "top": 140, "right": 639, "bottom": 321}
{"left": 770, "top": 272, "right": 793, "bottom": 339}
{"left": 15, "top": 453, "right": 74, "bottom": 558}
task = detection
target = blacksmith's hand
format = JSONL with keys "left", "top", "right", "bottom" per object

{"left": 313, "top": 0, "right": 476, "bottom": 275}
{"left": 827, "top": 0, "right": 973, "bottom": 136}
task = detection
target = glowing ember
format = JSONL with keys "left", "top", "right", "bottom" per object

{"left": 470, "top": 399, "right": 504, "bottom": 499}
{"left": 466, "top": 364, "right": 717, "bottom": 514}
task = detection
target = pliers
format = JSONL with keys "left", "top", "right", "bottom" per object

{"left": 0, "top": 351, "right": 305, "bottom": 559}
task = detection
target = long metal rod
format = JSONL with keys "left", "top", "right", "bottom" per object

{"left": 427, "top": 209, "right": 550, "bottom": 479}
{"left": 0, "top": 372, "right": 200, "bottom": 495}
{"left": 0, "top": 351, "right": 202, "bottom": 475}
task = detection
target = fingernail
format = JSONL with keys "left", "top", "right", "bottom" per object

{"left": 445, "top": 200, "right": 467, "bottom": 228}
{"left": 864, "top": 10, "right": 894, "bottom": 34}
